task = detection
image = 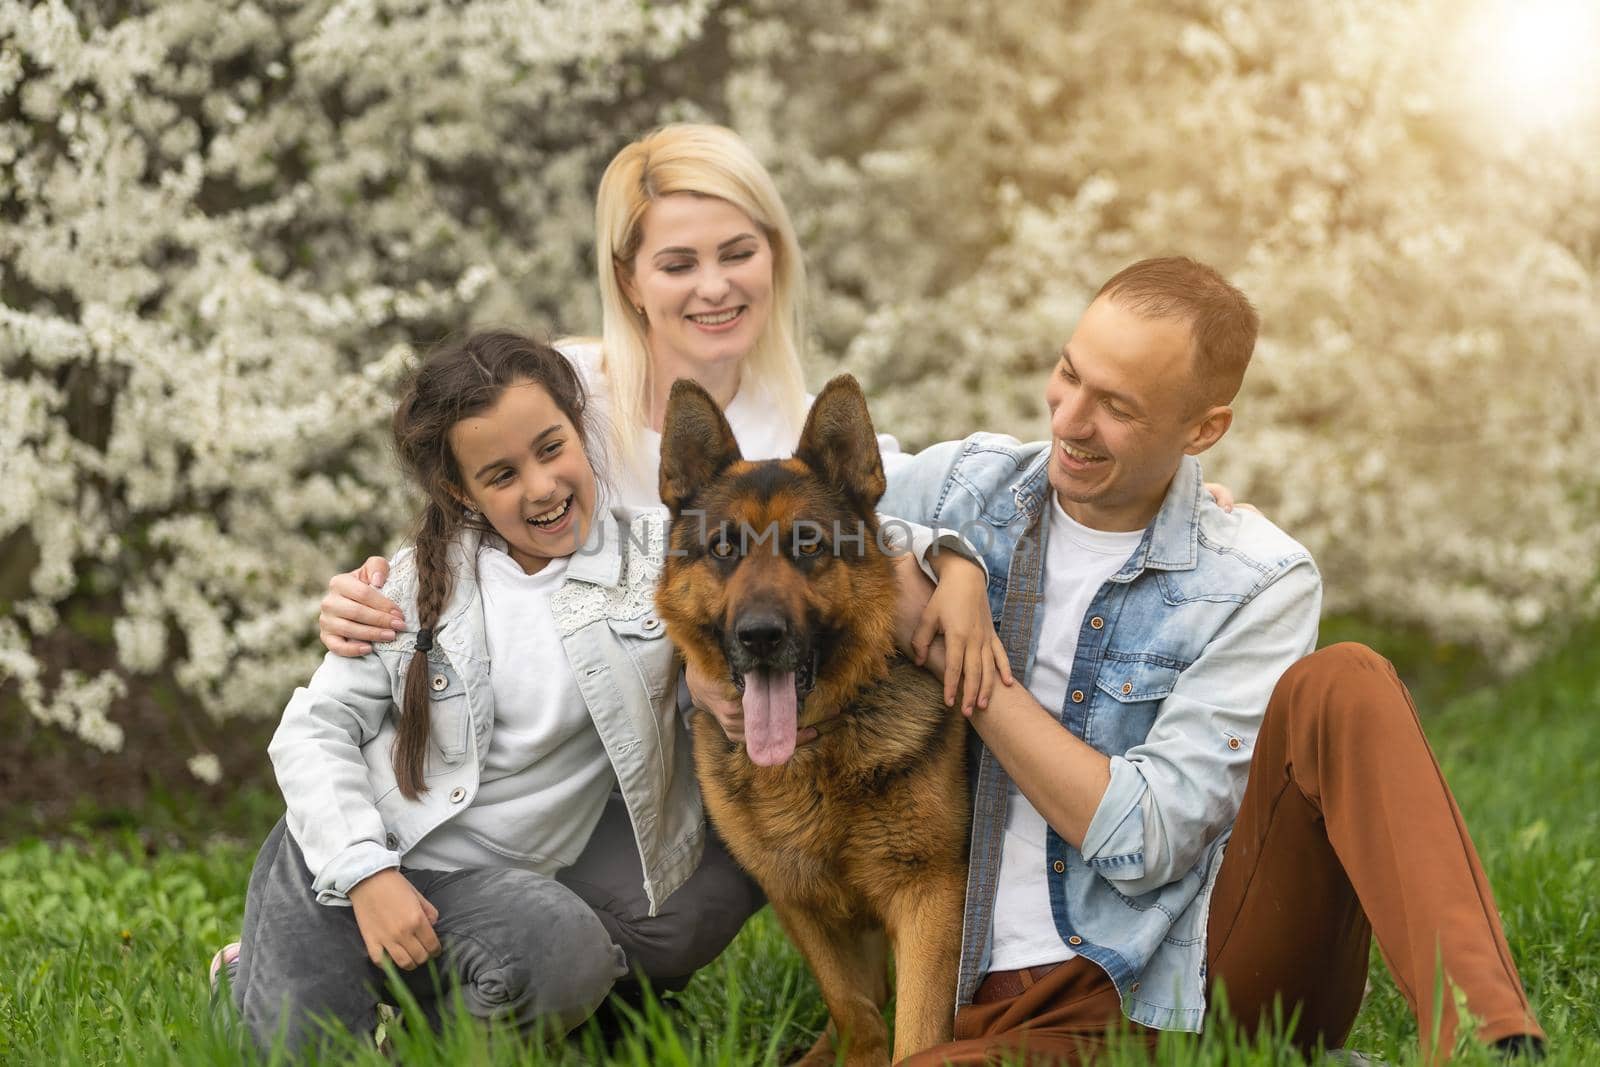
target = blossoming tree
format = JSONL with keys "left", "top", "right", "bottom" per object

{"left": 3, "top": 0, "right": 1596, "bottom": 766}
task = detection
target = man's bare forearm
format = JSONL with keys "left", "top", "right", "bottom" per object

{"left": 968, "top": 678, "right": 1111, "bottom": 849}
{"left": 895, "top": 557, "right": 1111, "bottom": 844}
{"left": 922, "top": 640, "right": 1111, "bottom": 848}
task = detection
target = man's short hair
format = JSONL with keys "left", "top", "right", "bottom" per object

{"left": 1096, "top": 257, "right": 1259, "bottom": 405}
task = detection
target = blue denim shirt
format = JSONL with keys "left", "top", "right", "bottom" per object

{"left": 881, "top": 434, "right": 1321, "bottom": 1032}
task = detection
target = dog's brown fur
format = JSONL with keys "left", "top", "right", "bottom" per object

{"left": 656, "top": 375, "right": 969, "bottom": 1065}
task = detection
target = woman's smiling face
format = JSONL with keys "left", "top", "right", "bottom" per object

{"left": 623, "top": 192, "right": 774, "bottom": 379}
{"left": 447, "top": 379, "right": 597, "bottom": 574}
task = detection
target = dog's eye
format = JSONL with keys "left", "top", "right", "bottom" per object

{"left": 710, "top": 537, "right": 737, "bottom": 560}
{"left": 794, "top": 539, "right": 824, "bottom": 557}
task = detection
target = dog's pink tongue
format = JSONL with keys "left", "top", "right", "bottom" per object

{"left": 743, "top": 670, "right": 798, "bottom": 766}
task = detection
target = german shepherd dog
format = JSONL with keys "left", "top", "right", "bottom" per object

{"left": 655, "top": 375, "right": 969, "bottom": 1065}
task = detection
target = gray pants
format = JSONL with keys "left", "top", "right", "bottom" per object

{"left": 235, "top": 796, "right": 761, "bottom": 1054}
{"left": 556, "top": 793, "right": 762, "bottom": 993}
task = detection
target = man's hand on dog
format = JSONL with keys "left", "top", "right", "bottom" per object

{"left": 686, "top": 660, "right": 831, "bottom": 745}
{"left": 895, "top": 552, "right": 1015, "bottom": 716}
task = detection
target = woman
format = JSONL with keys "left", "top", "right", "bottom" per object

{"left": 581, "top": 121, "right": 820, "bottom": 506}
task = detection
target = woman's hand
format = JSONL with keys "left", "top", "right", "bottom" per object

{"left": 685, "top": 660, "right": 826, "bottom": 746}
{"left": 686, "top": 659, "right": 745, "bottom": 743}
{"left": 1204, "top": 481, "right": 1258, "bottom": 514}
{"left": 348, "top": 868, "right": 441, "bottom": 970}
{"left": 319, "top": 557, "right": 405, "bottom": 656}
{"left": 895, "top": 552, "right": 1014, "bottom": 716}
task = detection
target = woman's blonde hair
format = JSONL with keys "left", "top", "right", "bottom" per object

{"left": 593, "top": 124, "right": 809, "bottom": 465}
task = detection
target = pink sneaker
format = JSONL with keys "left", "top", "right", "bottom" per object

{"left": 209, "top": 941, "right": 241, "bottom": 997}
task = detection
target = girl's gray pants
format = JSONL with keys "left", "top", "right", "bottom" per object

{"left": 233, "top": 795, "right": 761, "bottom": 1054}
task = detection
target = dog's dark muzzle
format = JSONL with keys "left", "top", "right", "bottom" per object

{"left": 726, "top": 610, "right": 818, "bottom": 701}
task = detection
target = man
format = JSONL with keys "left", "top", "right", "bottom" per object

{"left": 870, "top": 257, "right": 1544, "bottom": 1062}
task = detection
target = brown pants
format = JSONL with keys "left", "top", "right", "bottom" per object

{"left": 902, "top": 644, "right": 1544, "bottom": 1065}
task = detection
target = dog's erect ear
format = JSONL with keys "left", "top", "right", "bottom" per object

{"left": 659, "top": 377, "right": 744, "bottom": 515}
{"left": 795, "top": 375, "right": 886, "bottom": 516}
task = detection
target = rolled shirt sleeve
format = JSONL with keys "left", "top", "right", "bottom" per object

{"left": 880, "top": 438, "right": 967, "bottom": 529}
{"left": 877, "top": 430, "right": 907, "bottom": 480}
{"left": 1078, "top": 556, "right": 1322, "bottom": 897}
{"left": 876, "top": 437, "right": 983, "bottom": 585}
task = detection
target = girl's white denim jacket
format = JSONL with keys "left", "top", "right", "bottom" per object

{"left": 269, "top": 506, "right": 704, "bottom": 916}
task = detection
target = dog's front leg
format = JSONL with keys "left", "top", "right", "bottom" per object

{"left": 774, "top": 902, "right": 890, "bottom": 1067}
{"left": 885, "top": 871, "right": 965, "bottom": 1059}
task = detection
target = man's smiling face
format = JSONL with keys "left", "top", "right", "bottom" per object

{"left": 1044, "top": 295, "right": 1228, "bottom": 532}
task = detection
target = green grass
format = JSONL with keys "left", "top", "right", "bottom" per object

{"left": 0, "top": 838, "right": 831, "bottom": 1067}
{"left": 2, "top": 624, "right": 1596, "bottom": 1065}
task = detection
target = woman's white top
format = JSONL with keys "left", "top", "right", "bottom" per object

{"left": 404, "top": 549, "right": 615, "bottom": 873}
{"left": 561, "top": 342, "right": 903, "bottom": 508}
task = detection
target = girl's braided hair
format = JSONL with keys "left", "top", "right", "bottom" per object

{"left": 389, "top": 330, "right": 598, "bottom": 798}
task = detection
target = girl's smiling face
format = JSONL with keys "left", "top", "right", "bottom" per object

{"left": 448, "top": 379, "right": 598, "bottom": 574}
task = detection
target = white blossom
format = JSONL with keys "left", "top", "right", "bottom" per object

{"left": 186, "top": 752, "right": 224, "bottom": 786}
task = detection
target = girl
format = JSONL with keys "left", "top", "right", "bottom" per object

{"left": 226, "top": 329, "right": 1001, "bottom": 1053}
{"left": 229, "top": 332, "right": 708, "bottom": 1053}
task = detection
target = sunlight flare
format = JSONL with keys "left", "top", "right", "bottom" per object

{"left": 1464, "top": 0, "right": 1600, "bottom": 130}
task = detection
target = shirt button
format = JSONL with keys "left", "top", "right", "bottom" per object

{"left": 642, "top": 616, "right": 660, "bottom": 631}
{"left": 1052, "top": 860, "right": 1065, "bottom": 874}
{"left": 1131, "top": 981, "right": 1141, "bottom": 993}
{"left": 1068, "top": 935, "right": 1083, "bottom": 946}
{"left": 1121, "top": 681, "right": 1134, "bottom": 695}
{"left": 1071, "top": 690, "right": 1085, "bottom": 703}
{"left": 430, "top": 673, "right": 448, "bottom": 692}
{"left": 448, "top": 787, "right": 466, "bottom": 803}
{"left": 384, "top": 832, "right": 398, "bottom": 850}
{"left": 1228, "top": 737, "right": 1242, "bottom": 750}
{"left": 1089, "top": 616, "right": 1104, "bottom": 630}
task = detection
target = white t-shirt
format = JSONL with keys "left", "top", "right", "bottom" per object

{"left": 406, "top": 548, "right": 615, "bottom": 873}
{"left": 988, "top": 495, "right": 1144, "bottom": 971}
{"left": 561, "top": 342, "right": 902, "bottom": 508}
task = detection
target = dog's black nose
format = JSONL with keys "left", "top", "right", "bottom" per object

{"left": 735, "top": 613, "right": 789, "bottom": 657}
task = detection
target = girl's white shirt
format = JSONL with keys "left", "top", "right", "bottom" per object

{"left": 403, "top": 549, "right": 616, "bottom": 874}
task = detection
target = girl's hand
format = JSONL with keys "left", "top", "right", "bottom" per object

{"left": 319, "top": 557, "right": 405, "bottom": 656}
{"left": 348, "top": 869, "right": 441, "bottom": 970}
{"left": 899, "top": 552, "right": 1015, "bottom": 716}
